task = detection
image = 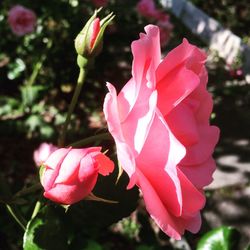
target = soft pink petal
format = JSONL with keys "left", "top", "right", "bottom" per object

{"left": 103, "top": 83, "right": 136, "bottom": 177}
{"left": 44, "top": 171, "right": 98, "bottom": 205}
{"left": 117, "top": 78, "right": 137, "bottom": 122}
{"left": 137, "top": 110, "right": 186, "bottom": 216}
{"left": 78, "top": 153, "right": 98, "bottom": 182}
{"left": 179, "top": 157, "right": 217, "bottom": 189}
{"left": 45, "top": 148, "right": 70, "bottom": 169}
{"left": 177, "top": 168, "right": 205, "bottom": 215}
{"left": 181, "top": 125, "right": 220, "bottom": 165}
{"left": 55, "top": 149, "right": 87, "bottom": 184}
{"left": 91, "top": 152, "right": 115, "bottom": 176}
{"left": 165, "top": 101, "right": 199, "bottom": 146}
{"left": 156, "top": 38, "right": 206, "bottom": 82}
{"left": 131, "top": 25, "right": 161, "bottom": 88}
{"left": 189, "top": 69, "right": 213, "bottom": 123}
{"left": 136, "top": 169, "right": 184, "bottom": 240}
{"left": 121, "top": 91, "right": 157, "bottom": 155}
{"left": 42, "top": 148, "right": 71, "bottom": 190}
{"left": 118, "top": 25, "right": 161, "bottom": 122}
{"left": 155, "top": 39, "right": 206, "bottom": 116}
{"left": 183, "top": 212, "right": 202, "bottom": 233}
{"left": 156, "top": 61, "right": 200, "bottom": 116}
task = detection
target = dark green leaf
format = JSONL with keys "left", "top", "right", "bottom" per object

{"left": 0, "top": 96, "right": 22, "bottom": 117}
{"left": 23, "top": 206, "right": 68, "bottom": 250}
{"left": 67, "top": 168, "right": 139, "bottom": 247}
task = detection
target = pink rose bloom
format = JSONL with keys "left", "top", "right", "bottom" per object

{"left": 41, "top": 147, "right": 114, "bottom": 205}
{"left": 159, "top": 26, "right": 172, "bottom": 47}
{"left": 33, "top": 143, "right": 58, "bottom": 167}
{"left": 136, "top": 0, "right": 158, "bottom": 19}
{"left": 104, "top": 25, "right": 219, "bottom": 239}
{"left": 226, "top": 63, "right": 243, "bottom": 78}
{"left": 91, "top": 0, "right": 108, "bottom": 7}
{"left": 156, "top": 15, "right": 173, "bottom": 47}
{"left": 8, "top": 5, "right": 37, "bottom": 36}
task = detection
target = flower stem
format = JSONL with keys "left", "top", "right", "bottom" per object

{"left": 69, "top": 132, "right": 112, "bottom": 147}
{"left": 59, "top": 68, "right": 87, "bottom": 147}
{"left": 1, "top": 175, "right": 27, "bottom": 231}
{"left": 14, "top": 183, "right": 42, "bottom": 198}
{"left": 26, "top": 40, "right": 52, "bottom": 86}
{"left": 6, "top": 204, "right": 27, "bottom": 231}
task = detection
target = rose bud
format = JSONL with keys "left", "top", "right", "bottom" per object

{"left": 40, "top": 147, "right": 114, "bottom": 205}
{"left": 75, "top": 9, "right": 115, "bottom": 59}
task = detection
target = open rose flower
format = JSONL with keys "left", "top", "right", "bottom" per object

{"left": 136, "top": 0, "right": 158, "bottom": 19}
{"left": 41, "top": 147, "right": 114, "bottom": 205}
{"left": 33, "top": 142, "right": 58, "bottom": 167}
{"left": 104, "top": 25, "right": 219, "bottom": 239}
{"left": 8, "top": 5, "right": 37, "bottom": 36}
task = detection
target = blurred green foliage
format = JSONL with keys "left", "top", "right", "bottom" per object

{"left": 197, "top": 226, "right": 241, "bottom": 250}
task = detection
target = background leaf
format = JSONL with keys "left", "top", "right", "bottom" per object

{"left": 23, "top": 206, "right": 68, "bottom": 250}
{"left": 197, "top": 226, "right": 241, "bottom": 250}
{"left": 67, "top": 170, "right": 139, "bottom": 248}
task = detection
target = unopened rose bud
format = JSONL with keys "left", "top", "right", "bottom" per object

{"left": 40, "top": 147, "right": 114, "bottom": 205}
{"left": 75, "top": 9, "right": 115, "bottom": 59}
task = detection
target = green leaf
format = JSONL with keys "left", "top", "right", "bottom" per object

{"left": 67, "top": 168, "right": 139, "bottom": 247}
{"left": 39, "top": 125, "right": 54, "bottom": 138}
{"left": 39, "top": 165, "right": 46, "bottom": 183}
{"left": 197, "top": 226, "right": 241, "bottom": 250}
{"left": 25, "top": 115, "right": 42, "bottom": 132}
{"left": 23, "top": 206, "right": 68, "bottom": 250}
{"left": 20, "top": 85, "right": 46, "bottom": 107}
{"left": 7, "top": 58, "right": 26, "bottom": 80}
{"left": 0, "top": 96, "right": 22, "bottom": 117}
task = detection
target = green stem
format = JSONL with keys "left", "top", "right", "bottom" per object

{"left": 69, "top": 132, "right": 112, "bottom": 147}
{"left": 1, "top": 175, "right": 27, "bottom": 231}
{"left": 14, "top": 183, "right": 42, "bottom": 198}
{"left": 6, "top": 204, "right": 27, "bottom": 231}
{"left": 59, "top": 68, "right": 87, "bottom": 147}
{"left": 31, "top": 201, "right": 41, "bottom": 220}
{"left": 26, "top": 40, "right": 52, "bottom": 86}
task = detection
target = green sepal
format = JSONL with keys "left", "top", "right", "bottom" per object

{"left": 115, "top": 161, "right": 124, "bottom": 185}
{"left": 74, "top": 8, "right": 101, "bottom": 56}
{"left": 61, "top": 204, "right": 70, "bottom": 212}
{"left": 39, "top": 164, "right": 46, "bottom": 184}
{"left": 85, "top": 192, "right": 118, "bottom": 204}
{"left": 74, "top": 8, "right": 115, "bottom": 59}
{"left": 91, "top": 12, "right": 115, "bottom": 56}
